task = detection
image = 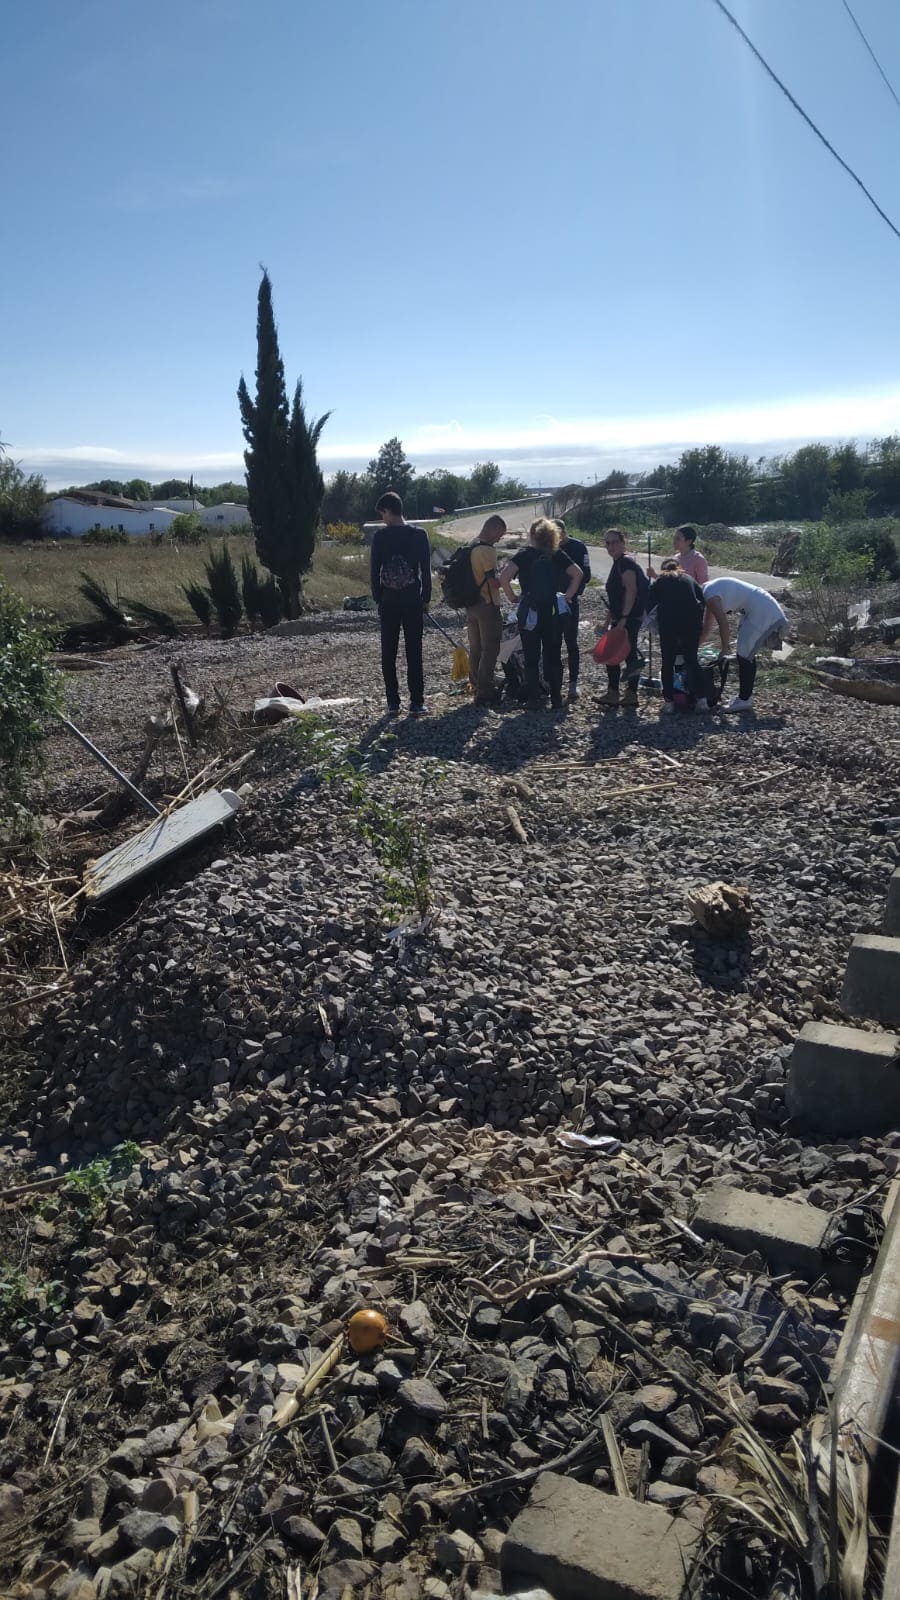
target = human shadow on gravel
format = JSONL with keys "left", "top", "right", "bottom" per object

{"left": 687, "top": 929, "right": 755, "bottom": 992}
{"left": 354, "top": 703, "right": 499, "bottom": 767}
{"left": 582, "top": 707, "right": 785, "bottom": 766}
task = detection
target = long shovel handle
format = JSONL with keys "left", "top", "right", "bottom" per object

{"left": 426, "top": 612, "right": 462, "bottom": 650}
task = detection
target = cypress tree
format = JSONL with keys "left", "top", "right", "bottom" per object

{"left": 238, "top": 270, "right": 329, "bottom": 618}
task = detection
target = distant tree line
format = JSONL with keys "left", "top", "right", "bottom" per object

{"left": 579, "top": 437, "right": 900, "bottom": 532}
{"left": 322, "top": 438, "right": 530, "bottom": 526}
{"left": 61, "top": 478, "right": 250, "bottom": 506}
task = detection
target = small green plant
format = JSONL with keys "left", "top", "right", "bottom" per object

{"left": 0, "top": 581, "right": 63, "bottom": 836}
{"left": 292, "top": 716, "right": 432, "bottom": 922}
{"left": 182, "top": 581, "right": 213, "bottom": 629}
{"left": 0, "top": 1264, "right": 30, "bottom": 1333}
{"left": 64, "top": 1141, "right": 141, "bottom": 1220}
{"left": 203, "top": 542, "right": 243, "bottom": 635}
{"left": 78, "top": 571, "right": 127, "bottom": 626}
{"left": 81, "top": 524, "right": 128, "bottom": 545}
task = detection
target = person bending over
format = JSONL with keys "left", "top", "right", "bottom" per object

{"left": 499, "top": 518, "right": 582, "bottom": 709}
{"left": 701, "top": 576, "right": 789, "bottom": 712}
{"left": 646, "top": 559, "right": 709, "bottom": 714}
{"left": 370, "top": 491, "right": 432, "bottom": 717}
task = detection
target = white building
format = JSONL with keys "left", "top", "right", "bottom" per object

{"left": 199, "top": 502, "right": 252, "bottom": 530}
{"left": 42, "top": 491, "right": 179, "bottom": 538}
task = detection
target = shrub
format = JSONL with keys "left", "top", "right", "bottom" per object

{"left": 182, "top": 582, "right": 212, "bottom": 629}
{"left": 824, "top": 489, "right": 872, "bottom": 525}
{"left": 78, "top": 572, "right": 127, "bottom": 626}
{"left": 164, "top": 512, "right": 204, "bottom": 545}
{"left": 123, "top": 598, "right": 178, "bottom": 636}
{"left": 241, "top": 554, "right": 262, "bottom": 624}
{"left": 203, "top": 542, "right": 243, "bottom": 635}
{"left": 257, "top": 576, "right": 284, "bottom": 628}
{"left": 839, "top": 520, "right": 900, "bottom": 581}
{"left": 796, "top": 526, "right": 873, "bottom": 651}
{"left": 0, "top": 581, "right": 62, "bottom": 834}
{"left": 81, "top": 524, "right": 128, "bottom": 545}
{"left": 324, "top": 521, "right": 364, "bottom": 545}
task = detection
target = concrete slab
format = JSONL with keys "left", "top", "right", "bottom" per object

{"left": 786, "top": 1021, "right": 900, "bottom": 1136}
{"left": 692, "top": 1185, "right": 830, "bottom": 1276}
{"left": 502, "top": 1471, "right": 699, "bottom": 1600}
{"left": 885, "top": 870, "right": 900, "bottom": 937}
{"left": 85, "top": 790, "right": 241, "bottom": 901}
{"left": 841, "top": 934, "right": 900, "bottom": 1027}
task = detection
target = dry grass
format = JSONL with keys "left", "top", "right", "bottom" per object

{"left": 0, "top": 534, "right": 371, "bottom": 624}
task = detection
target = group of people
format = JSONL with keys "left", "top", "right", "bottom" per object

{"left": 369, "top": 490, "right": 789, "bottom": 717}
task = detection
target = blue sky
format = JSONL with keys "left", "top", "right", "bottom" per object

{"left": 3, "top": 0, "right": 900, "bottom": 488}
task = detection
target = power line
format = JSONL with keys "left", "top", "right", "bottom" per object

{"left": 840, "top": 0, "right": 900, "bottom": 116}
{"left": 709, "top": 0, "right": 900, "bottom": 246}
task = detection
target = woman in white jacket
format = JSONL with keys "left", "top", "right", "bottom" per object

{"left": 701, "top": 577, "right": 788, "bottom": 711}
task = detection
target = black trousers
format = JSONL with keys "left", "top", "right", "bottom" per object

{"left": 521, "top": 608, "right": 563, "bottom": 703}
{"left": 560, "top": 598, "right": 580, "bottom": 683}
{"left": 379, "top": 595, "right": 424, "bottom": 706}
{"left": 738, "top": 656, "right": 757, "bottom": 699}
{"left": 607, "top": 614, "right": 641, "bottom": 692}
{"left": 660, "top": 626, "right": 702, "bottom": 701}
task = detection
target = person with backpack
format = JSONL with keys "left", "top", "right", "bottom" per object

{"left": 440, "top": 515, "right": 507, "bottom": 704}
{"left": 599, "top": 528, "right": 649, "bottom": 709}
{"left": 498, "top": 518, "right": 583, "bottom": 709}
{"left": 645, "top": 559, "right": 710, "bottom": 715}
{"left": 370, "top": 490, "right": 432, "bottom": 717}
{"left": 555, "top": 518, "right": 591, "bottom": 702}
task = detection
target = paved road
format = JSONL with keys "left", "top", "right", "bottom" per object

{"left": 436, "top": 503, "right": 789, "bottom": 595}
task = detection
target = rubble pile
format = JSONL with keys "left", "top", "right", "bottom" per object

{"left": 0, "top": 623, "right": 898, "bottom": 1599}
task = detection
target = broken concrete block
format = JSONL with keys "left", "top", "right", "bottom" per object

{"left": 786, "top": 1021, "right": 900, "bottom": 1136}
{"left": 501, "top": 1470, "right": 700, "bottom": 1600}
{"left": 841, "top": 935, "right": 900, "bottom": 1027}
{"left": 692, "top": 1185, "right": 830, "bottom": 1275}
{"left": 885, "top": 870, "right": 900, "bottom": 937}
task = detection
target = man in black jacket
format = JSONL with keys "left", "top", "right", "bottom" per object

{"left": 556, "top": 518, "right": 591, "bottom": 702}
{"left": 646, "top": 559, "right": 709, "bottom": 714}
{"left": 370, "top": 491, "right": 432, "bottom": 717}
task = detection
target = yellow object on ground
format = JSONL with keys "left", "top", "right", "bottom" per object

{"left": 451, "top": 645, "right": 470, "bottom": 681}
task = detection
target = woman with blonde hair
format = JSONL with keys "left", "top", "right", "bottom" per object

{"left": 498, "top": 518, "right": 582, "bottom": 709}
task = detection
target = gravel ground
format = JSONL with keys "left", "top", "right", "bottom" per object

{"left": 1, "top": 606, "right": 899, "bottom": 1600}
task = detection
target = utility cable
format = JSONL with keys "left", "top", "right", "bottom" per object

{"left": 709, "top": 0, "right": 900, "bottom": 246}
{"left": 840, "top": 0, "right": 900, "bottom": 116}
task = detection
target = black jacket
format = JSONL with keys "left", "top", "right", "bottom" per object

{"left": 646, "top": 572, "right": 705, "bottom": 634}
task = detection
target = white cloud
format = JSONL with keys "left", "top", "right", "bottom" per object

{"left": 19, "top": 384, "right": 900, "bottom": 489}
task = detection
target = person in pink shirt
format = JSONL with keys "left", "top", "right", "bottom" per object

{"left": 649, "top": 524, "right": 709, "bottom": 584}
{"left": 673, "top": 524, "right": 709, "bottom": 583}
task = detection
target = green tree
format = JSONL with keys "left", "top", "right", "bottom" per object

{"left": 368, "top": 438, "right": 414, "bottom": 500}
{"left": 123, "top": 478, "right": 152, "bottom": 501}
{"left": 322, "top": 469, "right": 373, "bottom": 525}
{"left": 870, "top": 435, "right": 900, "bottom": 512}
{"left": 0, "top": 442, "right": 46, "bottom": 540}
{"left": 778, "top": 444, "right": 831, "bottom": 520}
{"left": 668, "top": 446, "right": 754, "bottom": 525}
{"left": 238, "top": 270, "right": 330, "bottom": 617}
{"left": 828, "top": 442, "right": 865, "bottom": 496}
{"left": 466, "top": 462, "right": 502, "bottom": 504}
